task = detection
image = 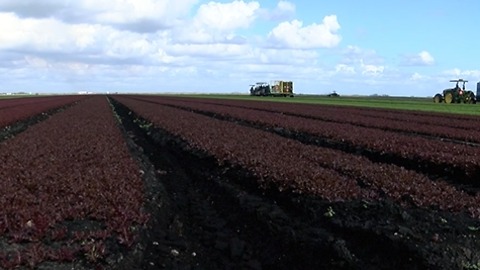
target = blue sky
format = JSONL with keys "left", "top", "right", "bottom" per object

{"left": 0, "top": 0, "right": 479, "bottom": 96}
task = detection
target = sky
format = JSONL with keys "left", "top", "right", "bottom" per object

{"left": 0, "top": 0, "right": 479, "bottom": 96}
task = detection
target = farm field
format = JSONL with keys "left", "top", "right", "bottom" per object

{"left": 1, "top": 94, "right": 480, "bottom": 269}
{"left": 181, "top": 94, "right": 480, "bottom": 116}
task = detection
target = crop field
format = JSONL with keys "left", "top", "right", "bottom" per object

{"left": 1, "top": 94, "right": 480, "bottom": 269}
{"left": 183, "top": 94, "right": 480, "bottom": 116}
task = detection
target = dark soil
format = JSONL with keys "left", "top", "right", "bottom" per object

{"left": 109, "top": 98, "right": 480, "bottom": 270}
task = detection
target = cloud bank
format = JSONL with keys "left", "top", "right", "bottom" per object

{"left": 1, "top": 0, "right": 478, "bottom": 96}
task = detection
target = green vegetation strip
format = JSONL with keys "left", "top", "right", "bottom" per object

{"left": 170, "top": 94, "right": 480, "bottom": 116}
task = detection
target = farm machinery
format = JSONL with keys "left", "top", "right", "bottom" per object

{"left": 478, "top": 81, "right": 480, "bottom": 100}
{"left": 433, "top": 79, "right": 476, "bottom": 104}
{"left": 250, "top": 81, "right": 294, "bottom": 97}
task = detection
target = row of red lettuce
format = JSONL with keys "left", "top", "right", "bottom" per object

{"left": 0, "top": 96, "right": 147, "bottom": 268}
{"left": 0, "top": 96, "right": 86, "bottom": 128}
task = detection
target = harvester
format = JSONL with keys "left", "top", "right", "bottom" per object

{"left": 250, "top": 81, "right": 294, "bottom": 97}
{"left": 433, "top": 79, "right": 476, "bottom": 104}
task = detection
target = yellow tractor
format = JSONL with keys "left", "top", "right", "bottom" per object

{"left": 433, "top": 79, "right": 476, "bottom": 104}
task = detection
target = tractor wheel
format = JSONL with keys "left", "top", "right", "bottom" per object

{"left": 433, "top": 94, "right": 443, "bottom": 103}
{"left": 444, "top": 92, "right": 453, "bottom": 104}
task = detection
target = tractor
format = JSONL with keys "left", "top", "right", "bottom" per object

{"left": 249, "top": 81, "right": 294, "bottom": 97}
{"left": 433, "top": 79, "right": 476, "bottom": 104}
{"left": 327, "top": 91, "right": 340, "bottom": 97}
{"left": 249, "top": 82, "right": 271, "bottom": 96}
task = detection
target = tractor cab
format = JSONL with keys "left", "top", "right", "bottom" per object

{"left": 453, "top": 79, "right": 466, "bottom": 92}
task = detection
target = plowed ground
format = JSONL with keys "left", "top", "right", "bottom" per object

{"left": 111, "top": 99, "right": 480, "bottom": 270}
{"left": 2, "top": 98, "right": 479, "bottom": 269}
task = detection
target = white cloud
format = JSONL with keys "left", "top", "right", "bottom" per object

{"left": 253, "top": 48, "right": 318, "bottom": 65}
{"left": 335, "top": 64, "right": 356, "bottom": 74}
{"left": 173, "top": 0, "right": 260, "bottom": 44}
{"left": 264, "top": 1, "right": 296, "bottom": 20}
{"left": 0, "top": 12, "right": 180, "bottom": 67}
{"left": 419, "top": 51, "right": 435, "bottom": 65}
{"left": 335, "top": 46, "right": 384, "bottom": 77}
{"left": 400, "top": 50, "right": 435, "bottom": 66}
{"left": 23, "top": 56, "right": 51, "bottom": 69}
{"left": 194, "top": 0, "right": 259, "bottom": 31}
{"left": 443, "top": 69, "right": 480, "bottom": 82}
{"left": 360, "top": 60, "right": 384, "bottom": 76}
{"left": 268, "top": 15, "right": 341, "bottom": 49}
{"left": 0, "top": 0, "right": 199, "bottom": 33}
{"left": 0, "top": 13, "right": 104, "bottom": 52}
{"left": 410, "top": 72, "right": 425, "bottom": 81}
{"left": 168, "top": 43, "right": 250, "bottom": 60}
{"left": 12, "top": 55, "right": 95, "bottom": 78}
{"left": 0, "top": 1, "right": 67, "bottom": 18}
{"left": 341, "top": 45, "right": 383, "bottom": 65}
{"left": 81, "top": 0, "right": 196, "bottom": 27}
{"left": 277, "top": 1, "right": 295, "bottom": 13}
{"left": 1, "top": 1, "right": 439, "bottom": 96}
